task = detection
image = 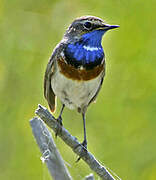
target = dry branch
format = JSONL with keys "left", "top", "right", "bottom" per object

{"left": 30, "top": 117, "right": 72, "bottom": 180}
{"left": 32, "top": 104, "right": 116, "bottom": 180}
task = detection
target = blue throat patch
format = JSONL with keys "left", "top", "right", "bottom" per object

{"left": 65, "top": 30, "right": 106, "bottom": 69}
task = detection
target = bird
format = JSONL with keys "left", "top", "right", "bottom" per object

{"left": 44, "top": 16, "right": 119, "bottom": 151}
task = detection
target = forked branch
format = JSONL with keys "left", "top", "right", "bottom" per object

{"left": 30, "top": 104, "right": 117, "bottom": 180}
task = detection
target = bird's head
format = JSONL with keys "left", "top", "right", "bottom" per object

{"left": 64, "top": 16, "right": 119, "bottom": 69}
{"left": 64, "top": 16, "right": 119, "bottom": 43}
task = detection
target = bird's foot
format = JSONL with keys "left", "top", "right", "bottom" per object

{"left": 75, "top": 139, "right": 88, "bottom": 162}
{"left": 55, "top": 115, "right": 63, "bottom": 137}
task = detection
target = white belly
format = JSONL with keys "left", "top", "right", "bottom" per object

{"left": 51, "top": 64, "right": 102, "bottom": 112}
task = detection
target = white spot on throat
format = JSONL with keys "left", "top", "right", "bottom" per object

{"left": 83, "top": 45, "right": 100, "bottom": 51}
{"left": 79, "top": 66, "right": 84, "bottom": 70}
{"left": 60, "top": 51, "right": 64, "bottom": 57}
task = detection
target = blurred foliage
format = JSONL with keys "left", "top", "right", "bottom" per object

{"left": 0, "top": 0, "right": 156, "bottom": 179}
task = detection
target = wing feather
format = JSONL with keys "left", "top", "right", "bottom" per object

{"left": 44, "top": 42, "right": 65, "bottom": 112}
{"left": 44, "top": 57, "right": 56, "bottom": 112}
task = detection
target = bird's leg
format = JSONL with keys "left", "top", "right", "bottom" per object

{"left": 82, "top": 112, "right": 87, "bottom": 149}
{"left": 76, "top": 113, "right": 88, "bottom": 162}
{"left": 55, "top": 104, "right": 65, "bottom": 137}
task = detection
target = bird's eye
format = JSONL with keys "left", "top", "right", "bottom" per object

{"left": 84, "top": 21, "right": 92, "bottom": 29}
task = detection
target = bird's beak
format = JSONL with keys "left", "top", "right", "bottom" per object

{"left": 99, "top": 24, "right": 120, "bottom": 31}
{"left": 106, "top": 25, "right": 120, "bottom": 30}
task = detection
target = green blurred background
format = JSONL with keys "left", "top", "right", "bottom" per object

{"left": 0, "top": 0, "right": 156, "bottom": 179}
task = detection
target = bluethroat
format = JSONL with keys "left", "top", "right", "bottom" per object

{"left": 44, "top": 16, "right": 119, "bottom": 150}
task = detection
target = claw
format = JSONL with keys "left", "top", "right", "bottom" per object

{"left": 75, "top": 140, "right": 88, "bottom": 162}
{"left": 82, "top": 139, "right": 87, "bottom": 149}
{"left": 55, "top": 116, "right": 63, "bottom": 137}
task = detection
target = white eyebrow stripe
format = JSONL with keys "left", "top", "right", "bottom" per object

{"left": 83, "top": 45, "right": 99, "bottom": 51}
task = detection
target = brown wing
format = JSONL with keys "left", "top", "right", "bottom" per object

{"left": 44, "top": 56, "right": 56, "bottom": 112}
{"left": 44, "top": 42, "right": 66, "bottom": 112}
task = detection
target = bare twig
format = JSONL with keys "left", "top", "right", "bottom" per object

{"left": 30, "top": 117, "right": 72, "bottom": 180}
{"left": 34, "top": 104, "right": 116, "bottom": 180}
